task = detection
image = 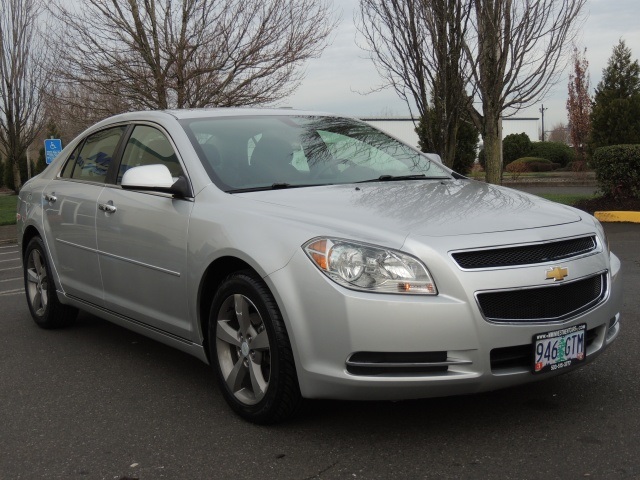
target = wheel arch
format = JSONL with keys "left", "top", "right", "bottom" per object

{"left": 21, "top": 225, "right": 42, "bottom": 259}
{"left": 198, "top": 256, "right": 260, "bottom": 362}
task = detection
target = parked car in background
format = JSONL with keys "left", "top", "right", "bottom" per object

{"left": 17, "top": 109, "right": 622, "bottom": 423}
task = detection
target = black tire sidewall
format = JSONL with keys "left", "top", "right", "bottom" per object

{"left": 23, "top": 237, "right": 53, "bottom": 326}
{"left": 208, "top": 271, "right": 294, "bottom": 423}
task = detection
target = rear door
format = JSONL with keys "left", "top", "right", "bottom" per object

{"left": 43, "top": 125, "right": 127, "bottom": 306}
{"left": 95, "top": 124, "right": 193, "bottom": 338}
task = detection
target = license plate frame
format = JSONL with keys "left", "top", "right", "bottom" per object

{"left": 532, "top": 323, "right": 587, "bottom": 374}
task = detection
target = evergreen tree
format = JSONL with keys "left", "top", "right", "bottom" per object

{"left": 416, "top": 105, "right": 479, "bottom": 175}
{"left": 502, "top": 133, "right": 532, "bottom": 164}
{"left": 590, "top": 40, "right": 640, "bottom": 151}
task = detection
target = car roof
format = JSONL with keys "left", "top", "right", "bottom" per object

{"left": 164, "top": 107, "right": 337, "bottom": 119}
{"left": 99, "top": 107, "right": 343, "bottom": 123}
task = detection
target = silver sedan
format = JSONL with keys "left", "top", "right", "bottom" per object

{"left": 17, "top": 109, "right": 622, "bottom": 423}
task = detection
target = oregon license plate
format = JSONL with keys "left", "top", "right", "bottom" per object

{"left": 533, "top": 324, "right": 586, "bottom": 374}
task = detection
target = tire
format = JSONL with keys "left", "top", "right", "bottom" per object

{"left": 208, "top": 271, "right": 302, "bottom": 424}
{"left": 23, "top": 236, "right": 78, "bottom": 329}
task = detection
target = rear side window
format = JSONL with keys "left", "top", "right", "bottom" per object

{"left": 60, "top": 144, "right": 82, "bottom": 179}
{"left": 68, "top": 126, "right": 126, "bottom": 183}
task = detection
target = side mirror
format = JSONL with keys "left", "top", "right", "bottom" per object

{"left": 121, "top": 164, "right": 192, "bottom": 197}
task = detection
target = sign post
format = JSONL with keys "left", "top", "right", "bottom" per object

{"left": 44, "top": 139, "right": 62, "bottom": 165}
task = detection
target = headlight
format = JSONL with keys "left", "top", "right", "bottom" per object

{"left": 303, "top": 237, "right": 437, "bottom": 295}
{"left": 593, "top": 216, "right": 610, "bottom": 255}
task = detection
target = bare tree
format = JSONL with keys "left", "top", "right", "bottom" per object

{"left": 0, "top": 0, "right": 49, "bottom": 192}
{"left": 359, "top": 0, "right": 585, "bottom": 184}
{"left": 47, "top": 0, "right": 335, "bottom": 117}
{"left": 548, "top": 122, "right": 570, "bottom": 144}
{"left": 566, "top": 46, "right": 591, "bottom": 163}
{"left": 464, "top": 0, "right": 585, "bottom": 184}
{"left": 357, "top": 0, "right": 474, "bottom": 168}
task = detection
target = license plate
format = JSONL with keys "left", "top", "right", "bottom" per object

{"left": 533, "top": 324, "right": 586, "bottom": 374}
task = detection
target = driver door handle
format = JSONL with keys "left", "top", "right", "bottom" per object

{"left": 98, "top": 203, "right": 117, "bottom": 214}
{"left": 44, "top": 193, "right": 57, "bottom": 203}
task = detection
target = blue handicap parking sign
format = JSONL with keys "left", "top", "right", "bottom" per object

{"left": 44, "top": 139, "right": 62, "bottom": 164}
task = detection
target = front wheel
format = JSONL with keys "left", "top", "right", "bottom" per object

{"left": 208, "top": 271, "right": 302, "bottom": 424}
{"left": 23, "top": 236, "right": 77, "bottom": 329}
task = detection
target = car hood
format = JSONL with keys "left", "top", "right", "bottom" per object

{"left": 236, "top": 180, "right": 583, "bottom": 239}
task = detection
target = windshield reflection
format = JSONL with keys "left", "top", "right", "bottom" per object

{"left": 180, "top": 115, "right": 450, "bottom": 191}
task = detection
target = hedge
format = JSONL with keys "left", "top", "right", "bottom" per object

{"left": 591, "top": 144, "right": 640, "bottom": 199}
{"left": 505, "top": 157, "right": 555, "bottom": 172}
{"left": 527, "top": 142, "right": 575, "bottom": 167}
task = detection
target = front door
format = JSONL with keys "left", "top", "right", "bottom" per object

{"left": 95, "top": 125, "right": 193, "bottom": 338}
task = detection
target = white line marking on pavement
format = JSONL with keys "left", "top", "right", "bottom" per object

{"left": 0, "top": 277, "right": 21, "bottom": 283}
{"left": 0, "top": 251, "right": 18, "bottom": 256}
{"left": 0, "top": 244, "right": 18, "bottom": 249}
{"left": 0, "top": 258, "right": 20, "bottom": 263}
{"left": 0, "top": 266, "right": 20, "bottom": 272}
{"left": 0, "top": 288, "right": 24, "bottom": 296}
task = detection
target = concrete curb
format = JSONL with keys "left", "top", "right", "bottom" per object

{"left": 595, "top": 211, "right": 640, "bottom": 223}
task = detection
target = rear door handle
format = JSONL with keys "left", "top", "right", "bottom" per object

{"left": 98, "top": 203, "right": 117, "bottom": 214}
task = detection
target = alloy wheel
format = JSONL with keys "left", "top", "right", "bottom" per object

{"left": 215, "top": 294, "right": 271, "bottom": 405}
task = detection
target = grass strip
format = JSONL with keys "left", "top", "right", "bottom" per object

{"left": 0, "top": 195, "right": 18, "bottom": 226}
{"left": 538, "top": 193, "right": 595, "bottom": 205}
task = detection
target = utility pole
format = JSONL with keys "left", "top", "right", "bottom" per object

{"left": 539, "top": 104, "right": 548, "bottom": 141}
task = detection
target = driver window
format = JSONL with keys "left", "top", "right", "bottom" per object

{"left": 118, "top": 125, "right": 183, "bottom": 184}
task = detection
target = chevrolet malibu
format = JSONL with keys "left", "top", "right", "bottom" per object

{"left": 17, "top": 109, "right": 622, "bottom": 423}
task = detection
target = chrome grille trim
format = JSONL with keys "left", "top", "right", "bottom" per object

{"left": 345, "top": 351, "right": 472, "bottom": 376}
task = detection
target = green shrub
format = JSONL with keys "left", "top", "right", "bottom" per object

{"left": 505, "top": 157, "right": 554, "bottom": 172}
{"left": 503, "top": 133, "right": 532, "bottom": 164}
{"left": 527, "top": 142, "right": 575, "bottom": 167}
{"left": 591, "top": 144, "right": 640, "bottom": 199}
{"left": 477, "top": 148, "right": 485, "bottom": 170}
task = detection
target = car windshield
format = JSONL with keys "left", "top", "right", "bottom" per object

{"left": 180, "top": 115, "right": 451, "bottom": 192}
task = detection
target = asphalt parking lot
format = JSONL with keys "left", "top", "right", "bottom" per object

{"left": 1, "top": 223, "right": 639, "bottom": 480}
{"left": 0, "top": 242, "right": 22, "bottom": 298}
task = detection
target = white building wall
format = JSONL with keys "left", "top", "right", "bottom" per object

{"left": 501, "top": 118, "right": 539, "bottom": 142}
{"left": 361, "top": 118, "right": 421, "bottom": 149}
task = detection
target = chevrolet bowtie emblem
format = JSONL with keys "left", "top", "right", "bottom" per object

{"left": 546, "top": 266, "right": 568, "bottom": 281}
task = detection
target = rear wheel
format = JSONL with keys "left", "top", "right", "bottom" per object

{"left": 208, "top": 271, "right": 302, "bottom": 424}
{"left": 24, "top": 236, "right": 77, "bottom": 329}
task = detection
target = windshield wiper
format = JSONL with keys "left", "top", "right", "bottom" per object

{"left": 271, "top": 182, "right": 292, "bottom": 189}
{"left": 356, "top": 174, "right": 449, "bottom": 183}
{"left": 227, "top": 183, "right": 330, "bottom": 193}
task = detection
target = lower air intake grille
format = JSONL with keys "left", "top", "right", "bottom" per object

{"left": 477, "top": 273, "right": 605, "bottom": 323}
{"left": 346, "top": 351, "right": 449, "bottom": 376}
{"left": 452, "top": 236, "right": 597, "bottom": 269}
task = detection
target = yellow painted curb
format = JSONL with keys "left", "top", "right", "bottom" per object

{"left": 594, "top": 211, "right": 640, "bottom": 223}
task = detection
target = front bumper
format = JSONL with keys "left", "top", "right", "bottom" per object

{"left": 266, "top": 233, "right": 622, "bottom": 401}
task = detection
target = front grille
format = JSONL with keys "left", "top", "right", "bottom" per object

{"left": 490, "top": 327, "right": 599, "bottom": 372}
{"left": 452, "top": 236, "right": 597, "bottom": 269}
{"left": 477, "top": 273, "right": 605, "bottom": 322}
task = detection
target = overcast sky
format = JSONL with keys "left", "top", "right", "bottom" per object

{"left": 285, "top": 0, "right": 640, "bottom": 133}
